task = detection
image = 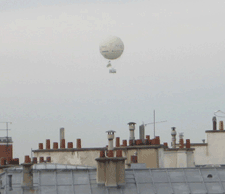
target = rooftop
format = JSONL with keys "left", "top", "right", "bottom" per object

{"left": 2, "top": 164, "right": 225, "bottom": 194}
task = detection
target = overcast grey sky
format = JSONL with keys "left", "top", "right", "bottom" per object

{"left": 1, "top": 0, "right": 225, "bottom": 162}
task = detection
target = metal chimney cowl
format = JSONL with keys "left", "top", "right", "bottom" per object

{"left": 106, "top": 130, "right": 115, "bottom": 151}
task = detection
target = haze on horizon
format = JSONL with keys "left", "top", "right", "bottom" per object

{"left": 0, "top": 0, "right": 225, "bottom": 162}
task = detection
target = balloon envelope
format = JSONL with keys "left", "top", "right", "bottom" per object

{"left": 99, "top": 36, "right": 124, "bottom": 60}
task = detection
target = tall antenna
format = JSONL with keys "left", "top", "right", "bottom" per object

{"left": 154, "top": 110, "right": 155, "bottom": 138}
{"left": 0, "top": 122, "right": 12, "bottom": 147}
{"left": 144, "top": 110, "right": 167, "bottom": 138}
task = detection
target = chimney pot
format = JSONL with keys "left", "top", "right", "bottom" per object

{"left": 60, "top": 139, "right": 65, "bottom": 148}
{"left": 128, "top": 122, "right": 136, "bottom": 144}
{"left": 179, "top": 139, "right": 184, "bottom": 149}
{"left": 131, "top": 155, "right": 137, "bottom": 163}
{"left": 39, "top": 157, "right": 44, "bottom": 163}
{"left": 39, "top": 143, "right": 43, "bottom": 150}
{"left": 77, "top": 139, "right": 81, "bottom": 149}
{"left": 60, "top": 127, "right": 65, "bottom": 141}
{"left": 0, "top": 158, "right": 6, "bottom": 165}
{"left": 136, "top": 139, "right": 143, "bottom": 145}
{"left": 139, "top": 124, "right": 145, "bottom": 143}
{"left": 146, "top": 135, "right": 150, "bottom": 140}
{"left": 144, "top": 139, "right": 149, "bottom": 145}
{"left": 108, "top": 150, "right": 114, "bottom": 157}
{"left": 171, "top": 127, "right": 177, "bottom": 148}
{"left": 212, "top": 116, "right": 217, "bottom": 130}
{"left": 47, "top": 157, "right": 51, "bottom": 163}
{"left": 53, "top": 142, "right": 58, "bottom": 149}
{"left": 116, "top": 137, "right": 120, "bottom": 147}
{"left": 68, "top": 142, "right": 73, "bottom": 148}
{"left": 219, "top": 121, "right": 224, "bottom": 131}
{"left": 14, "top": 158, "right": 19, "bottom": 165}
{"left": 122, "top": 140, "right": 127, "bottom": 146}
{"left": 151, "top": 139, "right": 156, "bottom": 145}
{"left": 106, "top": 130, "right": 115, "bottom": 150}
{"left": 155, "top": 136, "right": 160, "bottom": 145}
{"left": 24, "top": 155, "right": 30, "bottom": 163}
{"left": 186, "top": 139, "right": 190, "bottom": 148}
{"left": 46, "top": 139, "right": 50, "bottom": 149}
{"left": 164, "top": 142, "right": 168, "bottom": 148}
{"left": 32, "top": 157, "right": 37, "bottom": 164}
{"left": 116, "top": 150, "right": 122, "bottom": 157}
{"left": 100, "top": 151, "right": 105, "bottom": 158}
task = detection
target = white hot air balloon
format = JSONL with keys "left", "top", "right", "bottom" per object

{"left": 99, "top": 36, "right": 124, "bottom": 73}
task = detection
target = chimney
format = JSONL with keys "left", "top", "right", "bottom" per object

{"left": 100, "top": 150, "right": 105, "bottom": 158}
{"left": 128, "top": 122, "right": 136, "bottom": 144}
{"left": 136, "top": 139, "right": 142, "bottom": 145}
{"left": 131, "top": 152, "right": 138, "bottom": 163}
{"left": 1, "top": 158, "right": 6, "bottom": 165}
{"left": 129, "top": 139, "right": 133, "bottom": 146}
{"left": 155, "top": 136, "right": 160, "bottom": 145}
{"left": 95, "top": 151, "right": 126, "bottom": 187}
{"left": 116, "top": 137, "right": 120, "bottom": 147}
{"left": 202, "top": 139, "right": 205, "bottom": 143}
{"left": 116, "top": 150, "right": 122, "bottom": 157}
{"left": 164, "top": 142, "right": 168, "bottom": 148}
{"left": 219, "top": 121, "right": 224, "bottom": 131}
{"left": 139, "top": 124, "right": 145, "bottom": 143}
{"left": 122, "top": 140, "right": 127, "bottom": 146}
{"left": 186, "top": 139, "right": 190, "bottom": 148}
{"left": 76, "top": 139, "right": 81, "bottom": 149}
{"left": 39, "top": 157, "right": 44, "bottom": 163}
{"left": 171, "top": 127, "right": 177, "bottom": 148}
{"left": 106, "top": 130, "right": 115, "bottom": 150}
{"left": 22, "top": 155, "right": 33, "bottom": 189}
{"left": 46, "top": 157, "right": 51, "bottom": 163}
{"left": 60, "top": 127, "right": 65, "bottom": 143}
{"left": 53, "top": 142, "right": 58, "bottom": 149}
{"left": 32, "top": 157, "right": 37, "bottom": 164}
{"left": 39, "top": 143, "right": 43, "bottom": 150}
{"left": 212, "top": 116, "right": 217, "bottom": 130}
{"left": 108, "top": 150, "right": 114, "bottom": 157}
{"left": 68, "top": 142, "right": 73, "bottom": 148}
{"left": 60, "top": 139, "right": 65, "bottom": 148}
{"left": 46, "top": 139, "right": 50, "bottom": 149}
{"left": 179, "top": 133, "right": 184, "bottom": 148}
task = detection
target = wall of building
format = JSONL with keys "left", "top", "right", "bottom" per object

{"left": 34, "top": 146, "right": 160, "bottom": 168}
{"left": 164, "top": 151, "right": 177, "bottom": 168}
{"left": 189, "top": 144, "right": 207, "bottom": 165}
{"left": 177, "top": 151, "right": 187, "bottom": 168}
{"left": 34, "top": 150, "right": 100, "bottom": 167}
{"left": 163, "top": 149, "right": 195, "bottom": 168}
{"left": 206, "top": 131, "right": 225, "bottom": 165}
{"left": 123, "top": 148, "right": 158, "bottom": 168}
{"left": 186, "top": 150, "right": 195, "bottom": 167}
{"left": 158, "top": 148, "right": 165, "bottom": 168}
